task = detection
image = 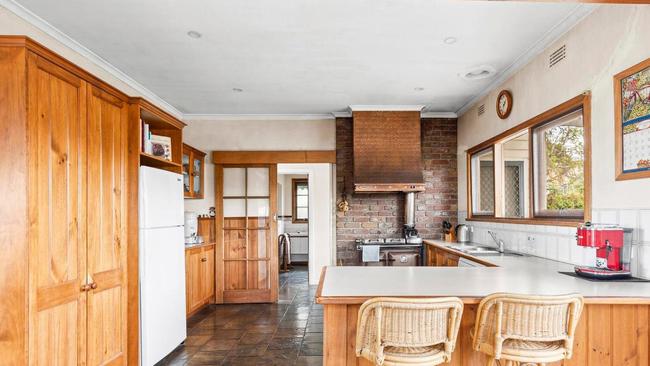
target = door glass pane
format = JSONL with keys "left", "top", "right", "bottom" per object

{"left": 501, "top": 132, "right": 529, "bottom": 218}
{"left": 182, "top": 154, "right": 190, "bottom": 193}
{"left": 247, "top": 261, "right": 268, "bottom": 290}
{"left": 296, "top": 184, "right": 308, "bottom": 195}
{"left": 223, "top": 168, "right": 246, "bottom": 197}
{"left": 223, "top": 199, "right": 246, "bottom": 217}
{"left": 193, "top": 158, "right": 201, "bottom": 194}
{"left": 248, "top": 230, "right": 268, "bottom": 259}
{"left": 471, "top": 148, "right": 495, "bottom": 215}
{"left": 247, "top": 198, "right": 270, "bottom": 228}
{"left": 247, "top": 168, "right": 269, "bottom": 196}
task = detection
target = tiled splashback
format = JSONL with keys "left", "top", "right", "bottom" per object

{"left": 458, "top": 208, "right": 650, "bottom": 279}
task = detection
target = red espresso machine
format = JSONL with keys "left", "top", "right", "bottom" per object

{"left": 575, "top": 223, "right": 632, "bottom": 279}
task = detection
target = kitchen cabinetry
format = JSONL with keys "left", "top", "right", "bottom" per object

{"left": 185, "top": 244, "right": 215, "bottom": 316}
{"left": 0, "top": 37, "right": 131, "bottom": 365}
{"left": 426, "top": 245, "right": 459, "bottom": 266}
{"left": 182, "top": 143, "right": 206, "bottom": 198}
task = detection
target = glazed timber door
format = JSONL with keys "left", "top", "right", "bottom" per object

{"left": 26, "top": 54, "right": 88, "bottom": 366}
{"left": 215, "top": 165, "right": 278, "bottom": 303}
{"left": 85, "top": 85, "right": 129, "bottom": 365}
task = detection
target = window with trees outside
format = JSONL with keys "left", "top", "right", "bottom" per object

{"left": 292, "top": 179, "right": 308, "bottom": 223}
{"left": 467, "top": 94, "right": 591, "bottom": 225}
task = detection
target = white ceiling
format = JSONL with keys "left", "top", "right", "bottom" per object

{"left": 12, "top": 0, "right": 592, "bottom": 116}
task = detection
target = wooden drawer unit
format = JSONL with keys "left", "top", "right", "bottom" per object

{"left": 185, "top": 244, "right": 215, "bottom": 316}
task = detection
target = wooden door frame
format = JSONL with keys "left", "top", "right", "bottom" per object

{"left": 213, "top": 150, "right": 333, "bottom": 304}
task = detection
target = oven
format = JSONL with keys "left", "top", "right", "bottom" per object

{"left": 356, "top": 239, "right": 423, "bottom": 266}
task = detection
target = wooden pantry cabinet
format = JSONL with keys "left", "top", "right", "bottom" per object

{"left": 185, "top": 244, "right": 216, "bottom": 316}
{"left": 0, "top": 36, "right": 132, "bottom": 365}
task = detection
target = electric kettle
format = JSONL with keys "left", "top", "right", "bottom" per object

{"left": 455, "top": 224, "right": 471, "bottom": 243}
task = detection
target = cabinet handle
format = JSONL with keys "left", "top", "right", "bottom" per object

{"left": 80, "top": 284, "right": 91, "bottom": 292}
{"left": 90, "top": 282, "right": 97, "bottom": 290}
{"left": 201, "top": 258, "right": 207, "bottom": 262}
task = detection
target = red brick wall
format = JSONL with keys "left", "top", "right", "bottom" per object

{"left": 335, "top": 117, "right": 458, "bottom": 265}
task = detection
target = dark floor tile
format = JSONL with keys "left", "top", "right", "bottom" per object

{"left": 302, "top": 332, "right": 322, "bottom": 343}
{"left": 200, "top": 338, "right": 238, "bottom": 352}
{"left": 166, "top": 267, "right": 321, "bottom": 366}
{"left": 295, "top": 355, "right": 323, "bottom": 366}
{"left": 187, "top": 351, "right": 227, "bottom": 365}
{"left": 184, "top": 335, "right": 212, "bottom": 347}
{"left": 238, "top": 332, "right": 273, "bottom": 345}
{"left": 299, "top": 342, "right": 323, "bottom": 356}
{"left": 229, "top": 344, "right": 268, "bottom": 357}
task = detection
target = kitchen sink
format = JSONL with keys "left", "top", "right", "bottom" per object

{"left": 445, "top": 244, "right": 523, "bottom": 257}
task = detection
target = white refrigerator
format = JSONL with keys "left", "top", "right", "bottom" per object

{"left": 139, "top": 166, "right": 187, "bottom": 366}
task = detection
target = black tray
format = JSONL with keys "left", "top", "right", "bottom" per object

{"left": 559, "top": 271, "right": 650, "bottom": 282}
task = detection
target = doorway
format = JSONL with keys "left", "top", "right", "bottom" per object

{"left": 277, "top": 174, "right": 310, "bottom": 270}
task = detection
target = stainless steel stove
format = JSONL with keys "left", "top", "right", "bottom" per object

{"left": 355, "top": 238, "right": 423, "bottom": 266}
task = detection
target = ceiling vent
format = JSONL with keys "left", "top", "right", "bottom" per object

{"left": 549, "top": 45, "right": 566, "bottom": 68}
{"left": 478, "top": 104, "right": 485, "bottom": 117}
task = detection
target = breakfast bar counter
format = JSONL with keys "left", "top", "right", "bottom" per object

{"left": 316, "top": 255, "right": 650, "bottom": 365}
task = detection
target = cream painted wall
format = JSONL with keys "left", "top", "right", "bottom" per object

{"left": 458, "top": 5, "right": 650, "bottom": 211}
{"left": 0, "top": 6, "right": 179, "bottom": 116}
{"left": 279, "top": 174, "right": 308, "bottom": 217}
{"left": 183, "top": 118, "right": 335, "bottom": 214}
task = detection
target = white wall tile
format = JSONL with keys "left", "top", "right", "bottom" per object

{"left": 637, "top": 245, "right": 650, "bottom": 279}
{"left": 639, "top": 210, "right": 650, "bottom": 243}
{"left": 619, "top": 210, "right": 639, "bottom": 242}
{"left": 598, "top": 210, "right": 618, "bottom": 224}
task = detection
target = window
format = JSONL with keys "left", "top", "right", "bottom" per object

{"left": 533, "top": 109, "right": 584, "bottom": 218}
{"left": 500, "top": 131, "right": 530, "bottom": 218}
{"left": 466, "top": 94, "right": 591, "bottom": 225}
{"left": 292, "top": 179, "right": 308, "bottom": 223}
{"left": 470, "top": 148, "right": 495, "bottom": 216}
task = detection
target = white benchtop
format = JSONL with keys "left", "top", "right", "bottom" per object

{"left": 318, "top": 241, "right": 650, "bottom": 302}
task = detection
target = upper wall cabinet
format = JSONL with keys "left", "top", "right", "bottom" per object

{"left": 130, "top": 97, "right": 186, "bottom": 174}
{"left": 183, "top": 143, "right": 206, "bottom": 199}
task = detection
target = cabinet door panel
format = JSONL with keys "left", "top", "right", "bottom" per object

{"left": 201, "top": 247, "right": 215, "bottom": 302}
{"left": 27, "top": 54, "right": 87, "bottom": 366}
{"left": 86, "top": 85, "right": 128, "bottom": 366}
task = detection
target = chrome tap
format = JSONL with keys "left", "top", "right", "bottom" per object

{"left": 488, "top": 230, "right": 505, "bottom": 253}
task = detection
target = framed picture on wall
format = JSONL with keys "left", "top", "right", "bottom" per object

{"left": 614, "top": 57, "right": 650, "bottom": 181}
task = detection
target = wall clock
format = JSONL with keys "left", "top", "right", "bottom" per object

{"left": 496, "top": 90, "right": 513, "bottom": 119}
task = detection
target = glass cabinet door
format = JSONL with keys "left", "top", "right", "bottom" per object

{"left": 192, "top": 157, "right": 202, "bottom": 196}
{"left": 182, "top": 152, "right": 191, "bottom": 195}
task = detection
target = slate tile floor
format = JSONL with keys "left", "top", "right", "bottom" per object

{"left": 158, "top": 266, "right": 323, "bottom": 365}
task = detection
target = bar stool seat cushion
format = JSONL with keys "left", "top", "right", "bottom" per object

{"left": 360, "top": 344, "right": 446, "bottom": 365}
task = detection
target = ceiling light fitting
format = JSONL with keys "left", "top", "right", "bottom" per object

{"left": 443, "top": 37, "right": 457, "bottom": 45}
{"left": 187, "top": 30, "right": 202, "bottom": 39}
{"left": 232, "top": 88, "right": 243, "bottom": 93}
{"left": 460, "top": 65, "right": 496, "bottom": 80}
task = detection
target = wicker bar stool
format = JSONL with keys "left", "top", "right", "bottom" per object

{"left": 471, "top": 293, "right": 584, "bottom": 366}
{"left": 355, "top": 297, "right": 464, "bottom": 366}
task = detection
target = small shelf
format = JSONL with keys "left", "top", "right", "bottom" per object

{"left": 140, "top": 152, "right": 182, "bottom": 172}
{"left": 130, "top": 97, "right": 185, "bottom": 173}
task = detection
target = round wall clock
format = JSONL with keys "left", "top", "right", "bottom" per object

{"left": 496, "top": 90, "right": 513, "bottom": 119}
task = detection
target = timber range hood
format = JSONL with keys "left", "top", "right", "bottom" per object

{"left": 352, "top": 110, "right": 425, "bottom": 193}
